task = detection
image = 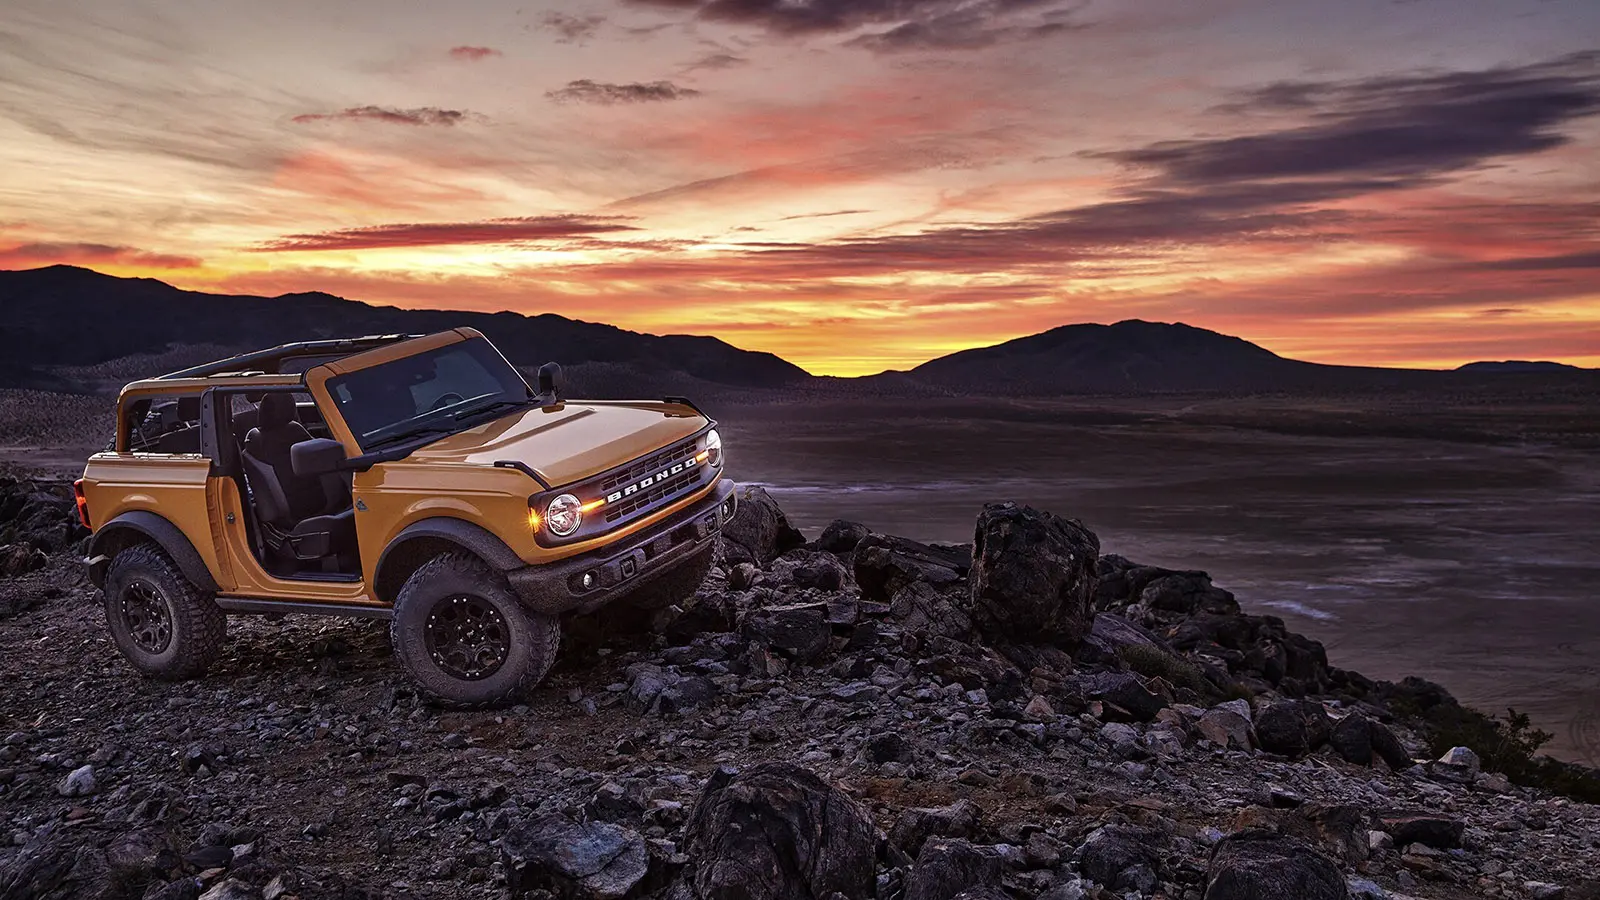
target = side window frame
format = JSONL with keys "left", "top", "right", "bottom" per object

{"left": 120, "top": 391, "right": 205, "bottom": 455}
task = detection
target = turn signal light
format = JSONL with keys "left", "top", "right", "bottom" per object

{"left": 72, "top": 479, "right": 91, "bottom": 529}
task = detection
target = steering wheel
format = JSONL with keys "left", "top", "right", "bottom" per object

{"left": 429, "top": 392, "right": 465, "bottom": 412}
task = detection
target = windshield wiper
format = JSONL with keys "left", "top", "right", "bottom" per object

{"left": 449, "top": 397, "right": 533, "bottom": 422}
{"left": 364, "top": 425, "right": 456, "bottom": 450}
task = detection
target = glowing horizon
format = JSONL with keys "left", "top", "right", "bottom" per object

{"left": 3, "top": 0, "right": 1598, "bottom": 376}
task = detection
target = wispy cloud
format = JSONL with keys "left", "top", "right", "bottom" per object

{"left": 448, "top": 45, "right": 502, "bottom": 61}
{"left": 679, "top": 52, "right": 747, "bottom": 74}
{"left": 290, "top": 106, "right": 474, "bottom": 126}
{"left": 539, "top": 12, "right": 606, "bottom": 42}
{"left": 625, "top": 0, "right": 1087, "bottom": 51}
{"left": 546, "top": 79, "right": 701, "bottom": 104}
{"left": 0, "top": 241, "right": 201, "bottom": 269}
{"left": 256, "top": 215, "right": 638, "bottom": 251}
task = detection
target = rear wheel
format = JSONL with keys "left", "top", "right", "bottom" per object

{"left": 103, "top": 544, "right": 226, "bottom": 679}
{"left": 390, "top": 553, "right": 559, "bottom": 706}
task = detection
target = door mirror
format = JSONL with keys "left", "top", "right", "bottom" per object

{"left": 291, "top": 438, "right": 347, "bottom": 476}
{"left": 537, "top": 362, "right": 563, "bottom": 403}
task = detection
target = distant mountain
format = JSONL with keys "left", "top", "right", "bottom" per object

{"left": 1457, "top": 360, "right": 1584, "bottom": 373}
{"left": 0, "top": 266, "right": 808, "bottom": 391}
{"left": 907, "top": 319, "right": 1449, "bottom": 393}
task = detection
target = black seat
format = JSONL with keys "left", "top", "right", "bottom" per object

{"left": 240, "top": 394, "right": 355, "bottom": 567}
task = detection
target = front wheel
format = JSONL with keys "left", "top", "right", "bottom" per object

{"left": 103, "top": 544, "right": 226, "bottom": 679}
{"left": 390, "top": 553, "right": 559, "bottom": 706}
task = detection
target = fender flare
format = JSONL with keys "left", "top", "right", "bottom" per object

{"left": 88, "top": 510, "right": 221, "bottom": 592}
{"left": 373, "top": 517, "right": 525, "bottom": 604}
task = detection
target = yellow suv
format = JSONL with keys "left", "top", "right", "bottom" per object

{"left": 75, "top": 328, "right": 734, "bottom": 704}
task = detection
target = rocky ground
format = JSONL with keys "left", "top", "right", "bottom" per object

{"left": 2, "top": 477, "right": 1598, "bottom": 900}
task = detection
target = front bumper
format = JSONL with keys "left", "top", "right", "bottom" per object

{"left": 507, "top": 477, "right": 736, "bottom": 616}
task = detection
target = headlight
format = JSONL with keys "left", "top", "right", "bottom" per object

{"left": 705, "top": 428, "right": 723, "bottom": 466}
{"left": 545, "top": 493, "right": 583, "bottom": 536}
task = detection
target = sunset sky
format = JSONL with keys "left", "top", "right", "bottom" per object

{"left": 2, "top": 0, "right": 1598, "bottom": 374}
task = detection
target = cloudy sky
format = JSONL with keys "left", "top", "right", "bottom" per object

{"left": 2, "top": 0, "right": 1598, "bottom": 374}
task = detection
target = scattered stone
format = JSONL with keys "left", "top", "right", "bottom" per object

{"left": 501, "top": 813, "right": 650, "bottom": 900}
{"left": 904, "top": 840, "right": 1004, "bottom": 900}
{"left": 57, "top": 764, "right": 95, "bottom": 797}
{"left": 889, "top": 799, "right": 983, "bottom": 856}
{"left": 1377, "top": 812, "right": 1464, "bottom": 850}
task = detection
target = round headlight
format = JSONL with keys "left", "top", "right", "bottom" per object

{"left": 545, "top": 493, "right": 583, "bottom": 537}
{"left": 705, "top": 428, "right": 723, "bottom": 466}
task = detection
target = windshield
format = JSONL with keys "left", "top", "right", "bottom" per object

{"left": 325, "top": 337, "right": 532, "bottom": 447}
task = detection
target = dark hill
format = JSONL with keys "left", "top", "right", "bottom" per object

{"left": 0, "top": 265, "right": 808, "bottom": 389}
{"left": 907, "top": 319, "right": 1422, "bottom": 393}
{"left": 1457, "top": 360, "right": 1584, "bottom": 373}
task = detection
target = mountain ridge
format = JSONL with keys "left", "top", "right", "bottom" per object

{"left": 1, "top": 266, "right": 1592, "bottom": 396}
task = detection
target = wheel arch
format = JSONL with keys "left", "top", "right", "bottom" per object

{"left": 373, "top": 517, "right": 524, "bottom": 605}
{"left": 88, "top": 511, "right": 220, "bottom": 592}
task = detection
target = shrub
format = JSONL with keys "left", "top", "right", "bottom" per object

{"left": 1118, "top": 644, "right": 1213, "bottom": 697}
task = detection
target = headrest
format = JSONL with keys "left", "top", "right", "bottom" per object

{"left": 177, "top": 395, "right": 201, "bottom": 422}
{"left": 258, "top": 393, "right": 297, "bottom": 429}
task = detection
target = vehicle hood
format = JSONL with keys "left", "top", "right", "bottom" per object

{"left": 402, "top": 401, "right": 707, "bottom": 487}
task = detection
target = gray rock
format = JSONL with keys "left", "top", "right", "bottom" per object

{"left": 1329, "top": 714, "right": 1373, "bottom": 766}
{"left": 1197, "top": 705, "right": 1253, "bottom": 750}
{"left": 889, "top": 799, "right": 983, "bottom": 856}
{"left": 1204, "top": 831, "right": 1348, "bottom": 900}
{"left": 1367, "top": 720, "right": 1413, "bottom": 772}
{"left": 199, "top": 881, "right": 263, "bottom": 900}
{"left": 1077, "top": 825, "right": 1161, "bottom": 892}
{"left": 502, "top": 813, "right": 650, "bottom": 900}
{"left": 1377, "top": 812, "right": 1463, "bottom": 849}
{"left": 904, "top": 840, "right": 1004, "bottom": 900}
{"left": 1085, "top": 671, "right": 1167, "bottom": 722}
{"left": 742, "top": 603, "right": 831, "bottom": 662}
{"left": 854, "top": 534, "right": 967, "bottom": 604}
{"left": 969, "top": 502, "right": 1099, "bottom": 647}
{"left": 817, "top": 520, "right": 871, "bottom": 554}
{"left": 683, "top": 763, "right": 875, "bottom": 900}
{"left": 57, "top": 764, "right": 95, "bottom": 798}
{"left": 1254, "top": 701, "right": 1315, "bottom": 758}
{"left": 721, "top": 485, "right": 806, "bottom": 566}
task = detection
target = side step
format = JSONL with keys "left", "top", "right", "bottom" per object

{"left": 214, "top": 596, "right": 393, "bottom": 619}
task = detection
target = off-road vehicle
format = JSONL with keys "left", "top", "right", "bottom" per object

{"left": 76, "top": 328, "right": 734, "bottom": 704}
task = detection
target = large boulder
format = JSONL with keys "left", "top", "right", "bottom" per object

{"left": 816, "top": 520, "right": 871, "bottom": 554}
{"left": 853, "top": 534, "right": 967, "bottom": 604}
{"left": 904, "top": 840, "right": 1004, "bottom": 900}
{"left": 969, "top": 503, "right": 1099, "bottom": 647}
{"left": 1253, "top": 701, "right": 1330, "bottom": 759}
{"left": 501, "top": 814, "right": 651, "bottom": 899}
{"left": 721, "top": 486, "right": 806, "bottom": 566}
{"left": 681, "top": 763, "right": 875, "bottom": 900}
{"left": 1328, "top": 714, "right": 1373, "bottom": 766}
{"left": 1076, "top": 825, "right": 1161, "bottom": 893}
{"left": 1083, "top": 671, "right": 1168, "bottom": 722}
{"left": 1204, "top": 831, "right": 1348, "bottom": 900}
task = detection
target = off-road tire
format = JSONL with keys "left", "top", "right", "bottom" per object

{"left": 103, "top": 543, "right": 226, "bottom": 680}
{"left": 390, "top": 553, "right": 559, "bottom": 706}
{"left": 625, "top": 542, "right": 719, "bottom": 611}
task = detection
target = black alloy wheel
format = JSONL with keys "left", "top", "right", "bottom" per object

{"left": 121, "top": 578, "right": 174, "bottom": 654}
{"left": 424, "top": 594, "right": 510, "bottom": 681}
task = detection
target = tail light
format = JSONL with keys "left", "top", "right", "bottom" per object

{"left": 73, "top": 479, "right": 91, "bottom": 529}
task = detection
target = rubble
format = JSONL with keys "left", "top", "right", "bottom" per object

{"left": 2, "top": 483, "right": 1599, "bottom": 899}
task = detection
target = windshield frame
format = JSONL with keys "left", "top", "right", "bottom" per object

{"left": 309, "top": 331, "right": 534, "bottom": 455}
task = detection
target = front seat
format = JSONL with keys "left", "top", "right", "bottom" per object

{"left": 240, "top": 394, "right": 356, "bottom": 568}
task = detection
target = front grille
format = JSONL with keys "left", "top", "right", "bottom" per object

{"left": 598, "top": 438, "right": 696, "bottom": 494}
{"left": 603, "top": 467, "right": 701, "bottom": 523}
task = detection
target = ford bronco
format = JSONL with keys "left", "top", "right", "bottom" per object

{"left": 75, "top": 328, "right": 734, "bottom": 704}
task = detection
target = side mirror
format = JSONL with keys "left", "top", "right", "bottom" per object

{"left": 537, "top": 362, "right": 563, "bottom": 403}
{"left": 291, "top": 438, "right": 347, "bottom": 476}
